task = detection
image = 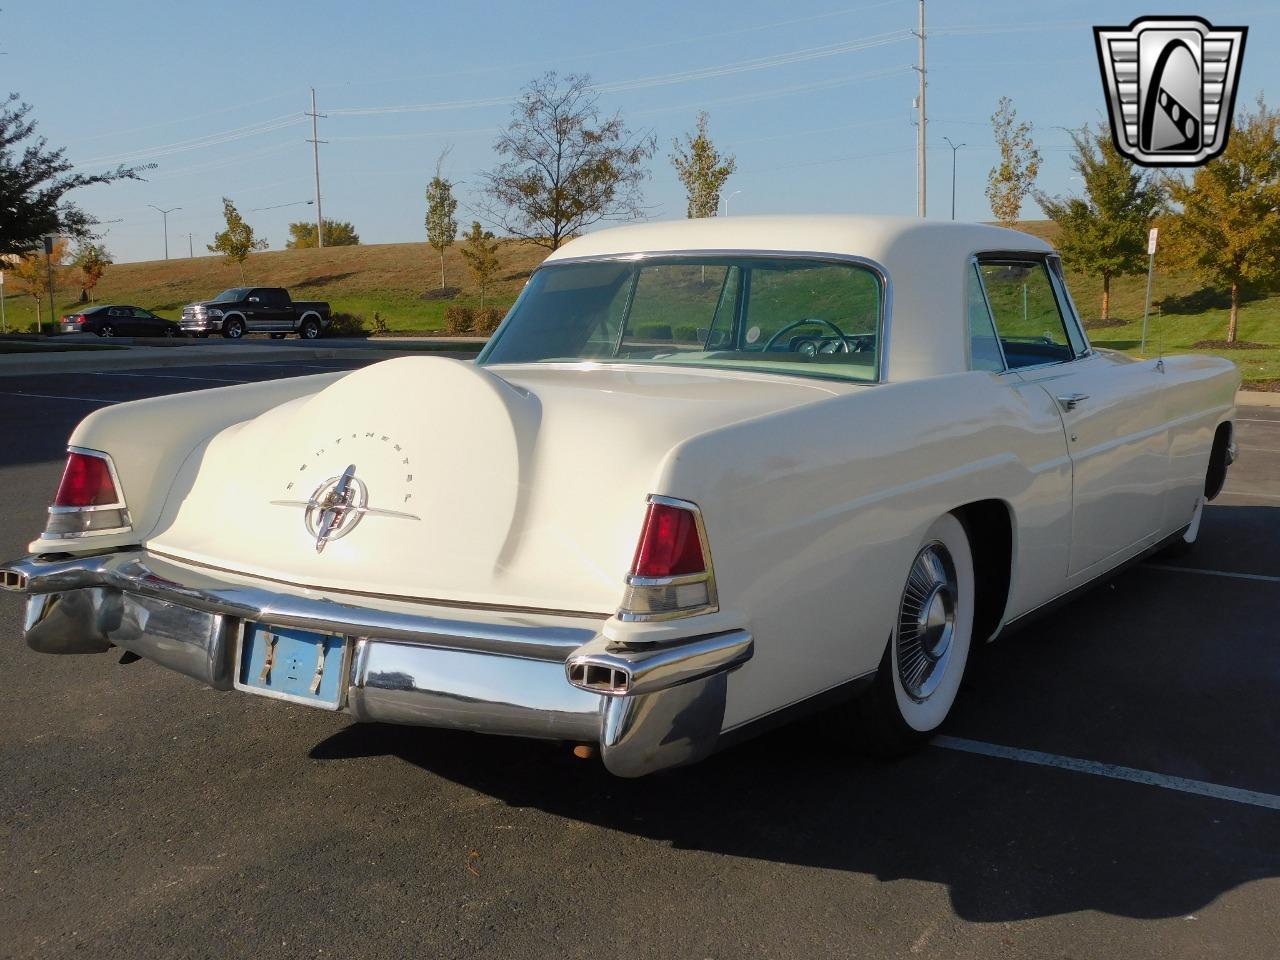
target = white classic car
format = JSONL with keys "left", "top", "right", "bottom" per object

{"left": 2, "top": 216, "right": 1239, "bottom": 776}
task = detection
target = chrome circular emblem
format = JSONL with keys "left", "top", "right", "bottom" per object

{"left": 896, "top": 542, "right": 958, "bottom": 702}
{"left": 304, "top": 467, "right": 368, "bottom": 552}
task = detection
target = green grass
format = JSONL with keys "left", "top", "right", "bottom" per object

{"left": 0, "top": 224, "right": 1275, "bottom": 384}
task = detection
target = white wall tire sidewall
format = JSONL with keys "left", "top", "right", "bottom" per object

{"left": 890, "top": 513, "right": 975, "bottom": 733}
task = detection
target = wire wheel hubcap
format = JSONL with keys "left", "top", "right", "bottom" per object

{"left": 896, "top": 542, "right": 958, "bottom": 702}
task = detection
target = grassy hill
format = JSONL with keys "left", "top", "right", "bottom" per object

{"left": 2, "top": 226, "right": 1276, "bottom": 385}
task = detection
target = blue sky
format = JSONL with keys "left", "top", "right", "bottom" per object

{"left": 3, "top": 1, "right": 1274, "bottom": 262}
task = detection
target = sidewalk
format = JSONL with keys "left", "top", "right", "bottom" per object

{"left": 0, "top": 336, "right": 487, "bottom": 377}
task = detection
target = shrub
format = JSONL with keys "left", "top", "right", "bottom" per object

{"left": 326, "top": 312, "right": 369, "bottom": 337}
{"left": 444, "top": 305, "right": 474, "bottom": 335}
{"left": 473, "top": 307, "right": 505, "bottom": 336}
{"left": 672, "top": 325, "right": 700, "bottom": 343}
{"left": 371, "top": 312, "right": 390, "bottom": 336}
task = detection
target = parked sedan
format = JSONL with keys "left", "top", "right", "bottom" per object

{"left": 6, "top": 216, "right": 1240, "bottom": 778}
{"left": 61, "top": 305, "right": 182, "bottom": 338}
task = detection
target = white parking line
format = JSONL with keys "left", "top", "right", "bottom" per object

{"left": 1144, "top": 563, "right": 1280, "bottom": 584}
{"left": 86, "top": 371, "right": 250, "bottom": 383}
{"left": 0, "top": 390, "right": 116, "bottom": 405}
{"left": 932, "top": 736, "right": 1280, "bottom": 811}
{"left": 1219, "top": 489, "right": 1280, "bottom": 501}
{"left": 1238, "top": 418, "right": 1280, "bottom": 425}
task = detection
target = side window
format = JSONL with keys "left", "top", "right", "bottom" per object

{"left": 977, "top": 260, "right": 1075, "bottom": 370}
{"left": 267, "top": 289, "right": 289, "bottom": 306}
{"left": 966, "top": 263, "right": 1005, "bottom": 372}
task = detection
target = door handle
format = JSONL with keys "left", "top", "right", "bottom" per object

{"left": 1056, "top": 392, "right": 1089, "bottom": 411}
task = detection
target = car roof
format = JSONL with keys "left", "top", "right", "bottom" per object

{"left": 545, "top": 215, "right": 1058, "bottom": 381}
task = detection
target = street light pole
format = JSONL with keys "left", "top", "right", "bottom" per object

{"left": 724, "top": 190, "right": 742, "bottom": 216}
{"left": 942, "top": 137, "right": 965, "bottom": 220}
{"left": 148, "top": 205, "right": 182, "bottom": 260}
{"left": 43, "top": 234, "right": 56, "bottom": 330}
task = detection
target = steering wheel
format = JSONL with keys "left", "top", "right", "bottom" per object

{"left": 761, "top": 317, "right": 851, "bottom": 354}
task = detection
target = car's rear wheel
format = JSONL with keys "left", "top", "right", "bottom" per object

{"left": 164, "top": 327, "right": 179, "bottom": 338}
{"left": 849, "top": 513, "right": 975, "bottom": 757}
{"left": 222, "top": 318, "right": 245, "bottom": 339}
{"left": 299, "top": 317, "right": 321, "bottom": 339}
{"left": 98, "top": 324, "right": 115, "bottom": 338}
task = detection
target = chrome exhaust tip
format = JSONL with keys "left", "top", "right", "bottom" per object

{"left": 566, "top": 657, "right": 632, "bottom": 696}
{"left": 0, "top": 569, "right": 28, "bottom": 592}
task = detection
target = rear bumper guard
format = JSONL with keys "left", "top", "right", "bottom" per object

{"left": 1, "top": 551, "right": 752, "bottom": 776}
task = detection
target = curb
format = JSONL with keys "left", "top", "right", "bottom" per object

{"left": 0, "top": 340, "right": 483, "bottom": 378}
{"left": 1237, "top": 390, "right": 1280, "bottom": 408}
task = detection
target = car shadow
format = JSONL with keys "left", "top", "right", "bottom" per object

{"left": 309, "top": 501, "right": 1280, "bottom": 923}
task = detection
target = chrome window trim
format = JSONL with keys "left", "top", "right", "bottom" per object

{"left": 973, "top": 251, "right": 1092, "bottom": 375}
{"left": 484, "top": 249, "right": 893, "bottom": 384}
{"left": 618, "top": 493, "right": 720, "bottom": 622}
{"left": 1046, "top": 254, "right": 1094, "bottom": 358}
{"left": 966, "top": 256, "right": 1009, "bottom": 373}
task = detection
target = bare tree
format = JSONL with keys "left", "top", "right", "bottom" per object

{"left": 479, "top": 72, "right": 656, "bottom": 250}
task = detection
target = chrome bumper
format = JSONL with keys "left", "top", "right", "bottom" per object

{"left": 180, "top": 317, "right": 221, "bottom": 331}
{"left": 1, "top": 551, "right": 752, "bottom": 777}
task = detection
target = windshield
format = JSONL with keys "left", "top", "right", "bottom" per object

{"left": 478, "top": 255, "right": 883, "bottom": 383}
{"left": 213, "top": 288, "right": 252, "bottom": 302}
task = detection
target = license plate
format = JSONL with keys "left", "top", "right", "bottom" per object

{"left": 235, "top": 623, "right": 349, "bottom": 710}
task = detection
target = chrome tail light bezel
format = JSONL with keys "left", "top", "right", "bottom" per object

{"left": 617, "top": 495, "right": 719, "bottom": 623}
{"left": 41, "top": 446, "right": 133, "bottom": 540}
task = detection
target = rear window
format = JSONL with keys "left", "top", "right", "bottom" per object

{"left": 479, "top": 255, "right": 883, "bottom": 383}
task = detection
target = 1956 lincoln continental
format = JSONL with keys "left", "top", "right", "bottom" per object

{"left": 2, "top": 217, "right": 1240, "bottom": 776}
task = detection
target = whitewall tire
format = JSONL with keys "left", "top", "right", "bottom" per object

{"left": 851, "top": 512, "right": 975, "bottom": 755}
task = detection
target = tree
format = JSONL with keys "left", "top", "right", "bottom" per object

{"left": 285, "top": 220, "right": 360, "bottom": 249}
{"left": 480, "top": 72, "right": 656, "bottom": 250}
{"left": 986, "top": 96, "right": 1042, "bottom": 228}
{"left": 1160, "top": 98, "right": 1280, "bottom": 344}
{"left": 0, "top": 93, "right": 149, "bottom": 257}
{"left": 1037, "top": 125, "right": 1163, "bottom": 319}
{"left": 425, "top": 146, "right": 459, "bottom": 289}
{"left": 208, "top": 198, "right": 267, "bottom": 282}
{"left": 72, "top": 241, "right": 112, "bottom": 303}
{"left": 459, "top": 221, "right": 500, "bottom": 309}
{"left": 10, "top": 237, "right": 67, "bottom": 322}
{"left": 670, "top": 112, "right": 736, "bottom": 218}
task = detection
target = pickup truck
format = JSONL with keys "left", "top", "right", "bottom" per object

{"left": 180, "top": 287, "right": 330, "bottom": 339}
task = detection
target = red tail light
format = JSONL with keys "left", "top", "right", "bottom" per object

{"left": 54, "top": 451, "right": 119, "bottom": 507}
{"left": 620, "top": 497, "right": 717, "bottom": 621}
{"left": 632, "top": 502, "right": 706, "bottom": 577}
{"left": 74, "top": 314, "right": 86, "bottom": 324}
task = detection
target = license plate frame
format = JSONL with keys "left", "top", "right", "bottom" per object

{"left": 233, "top": 621, "right": 352, "bottom": 711}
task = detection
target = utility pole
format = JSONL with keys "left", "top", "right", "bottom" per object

{"left": 148, "top": 205, "right": 181, "bottom": 260}
{"left": 943, "top": 136, "right": 964, "bottom": 220}
{"left": 188, "top": 233, "right": 194, "bottom": 258}
{"left": 913, "top": 0, "right": 927, "bottom": 217}
{"left": 306, "top": 88, "right": 327, "bottom": 248}
{"left": 42, "top": 234, "right": 56, "bottom": 330}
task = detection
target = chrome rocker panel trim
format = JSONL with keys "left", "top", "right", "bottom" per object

{"left": 1, "top": 551, "right": 754, "bottom": 777}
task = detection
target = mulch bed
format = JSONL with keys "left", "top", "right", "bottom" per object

{"left": 1083, "top": 318, "right": 1128, "bottom": 329}
{"left": 1192, "top": 339, "right": 1271, "bottom": 350}
{"left": 1243, "top": 380, "right": 1280, "bottom": 392}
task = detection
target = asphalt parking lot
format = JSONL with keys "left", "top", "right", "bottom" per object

{"left": 0, "top": 357, "right": 1277, "bottom": 959}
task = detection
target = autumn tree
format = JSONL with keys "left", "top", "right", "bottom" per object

{"left": 1037, "top": 124, "right": 1163, "bottom": 319}
{"left": 286, "top": 220, "right": 360, "bottom": 249}
{"left": 670, "top": 112, "right": 736, "bottom": 218}
{"left": 986, "top": 96, "right": 1042, "bottom": 228}
{"left": 1160, "top": 98, "right": 1280, "bottom": 344}
{"left": 480, "top": 72, "right": 656, "bottom": 250}
{"left": 425, "top": 146, "right": 459, "bottom": 289}
{"left": 0, "top": 93, "right": 150, "bottom": 257}
{"left": 10, "top": 237, "right": 68, "bottom": 324}
{"left": 208, "top": 198, "right": 267, "bottom": 282}
{"left": 72, "top": 241, "right": 112, "bottom": 303}
{"left": 460, "top": 221, "right": 500, "bottom": 308}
